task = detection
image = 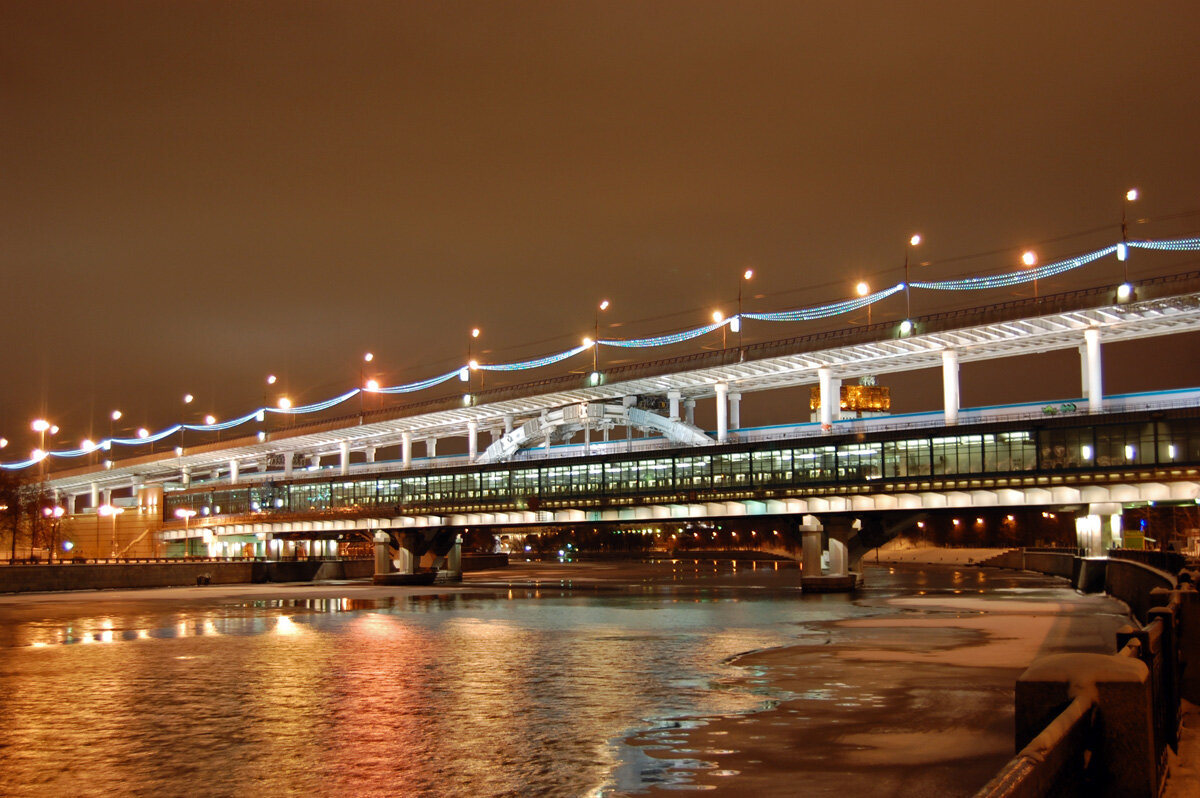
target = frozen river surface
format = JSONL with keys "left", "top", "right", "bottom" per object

{"left": 0, "top": 560, "right": 1128, "bottom": 796}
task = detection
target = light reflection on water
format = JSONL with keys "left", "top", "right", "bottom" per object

{"left": 0, "top": 564, "right": 1032, "bottom": 797}
{"left": 0, "top": 584, "right": 854, "bottom": 797}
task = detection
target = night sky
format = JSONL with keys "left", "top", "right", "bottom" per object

{"left": 3, "top": 2, "right": 1200, "bottom": 461}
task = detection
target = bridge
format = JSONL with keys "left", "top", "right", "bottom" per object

{"left": 30, "top": 270, "right": 1200, "bottom": 578}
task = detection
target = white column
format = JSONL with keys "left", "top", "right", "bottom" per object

{"left": 584, "top": 420, "right": 591, "bottom": 457}
{"left": 67, "top": 494, "right": 77, "bottom": 514}
{"left": 504, "top": 414, "right": 515, "bottom": 434}
{"left": 426, "top": 438, "right": 437, "bottom": 458}
{"left": 229, "top": 459, "right": 240, "bottom": 484}
{"left": 181, "top": 467, "right": 191, "bottom": 488}
{"left": 309, "top": 454, "right": 320, "bottom": 469}
{"left": 102, "top": 488, "right": 112, "bottom": 506}
{"left": 283, "top": 456, "right": 293, "bottom": 479}
{"left": 467, "top": 420, "right": 478, "bottom": 462}
{"left": 818, "top": 368, "right": 835, "bottom": 430}
{"left": 1084, "top": 328, "right": 1103, "bottom": 413}
{"left": 942, "top": 350, "right": 960, "bottom": 426}
{"left": 715, "top": 382, "right": 729, "bottom": 443}
{"left": 729, "top": 391, "right": 742, "bottom": 432}
{"left": 800, "top": 514, "right": 824, "bottom": 577}
{"left": 1078, "top": 343, "right": 1090, "bottom": 397}
{"left": 90, "top": 483, "right": 99, "bottom": 509}
{"left": 365, "top": 446, "right": 376, "bottom": 464}
{"left": 668, "top": 390, "right": 681, "bottom": 422}
{"left": 339, "top": 441, "right": 350, "bottom": 476}
{"left": 401, "top": 431, "right": 412, "bottom": 468}
{"left": 684, "top": 398, "right": 696, "bottom": 425}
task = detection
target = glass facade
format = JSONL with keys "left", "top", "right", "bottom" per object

{"left": 166, "top": 414, "right": 1200, "bottom": 521}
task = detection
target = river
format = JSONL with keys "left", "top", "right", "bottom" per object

{"left": 0, "top": 559, "right": 1129, "bottom": 796}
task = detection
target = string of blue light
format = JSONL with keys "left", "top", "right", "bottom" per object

{"left": 4, "top": 233, "right": 1191, "bottom": 471}
{"left": 744, "top": 284, "right": 904, "bottom": 321}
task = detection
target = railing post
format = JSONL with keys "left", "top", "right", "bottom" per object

{"left": 1016, "top": 652, "right": 1156, "bottom": 797}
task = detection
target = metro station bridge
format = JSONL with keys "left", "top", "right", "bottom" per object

{"left": 34, "top": 268, "right": 1200, "bottom": 563}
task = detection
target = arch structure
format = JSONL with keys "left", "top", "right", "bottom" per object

{"left": 478, "top": 402, "right": 712, "bottom": 464}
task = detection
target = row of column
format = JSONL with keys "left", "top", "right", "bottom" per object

{"left": 204, "top": 329, "right": 1107, "bottom": 488}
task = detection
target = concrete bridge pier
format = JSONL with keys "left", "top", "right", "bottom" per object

{"left": 798, "top": 515, "right": 856, "bottom": 592}
{"left": 372, "top": 530, "right": 432, "bottom": 585}
{"left": 423, "top": 529, "right": 463, "bottom": 583}
{"left": 1076, "top": 502, "right": 1124, "bottom": 556}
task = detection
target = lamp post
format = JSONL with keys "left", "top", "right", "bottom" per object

{"left": 1119, "top": 187, "right": 1139, "bottom": 286}
{"left": 175, "top": 507, "right": 196, "bottom": 558}
{"left": 98, "top": 504, "right": 124, "bottom": 559}
{"left": 359, "top": 352, "right": 373, "bottom": 414}
{"left": 466, "top": 328, "right": 481, "bottom": 396}
{"left": 1022, "top": 250, "right": 1039, "bottom": 300}
{"left": 593, "top": 300, "right": 609, "bottom": 376}
{"left": 856, "top": 281, "right": 872, "bottom": 326}
{"left": 736, "top": 269, "right": 753, "bottom": 356}
{"left": 42, "top": 505, "right": 64, "bottom": 563}
{"left": 903, "top": 234, "right": 922, "bottom": 322}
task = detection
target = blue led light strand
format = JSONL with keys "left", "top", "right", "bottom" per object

{"left": 181, "top": 410, "right": 264, "bottom": 433}
{"left": 910, "top": 247, "right": 1115, "bottom": 291}
{"left": 745, "top": 284, "right": 905, "bottom": 322}
{"left": 600, "top": 320, "right": 727, "bottom": 348}
{"left": 1129, "top": 236, "right": 1200, "bottom": 252}
{"left": 267, "top": 390, "right": 360, "bottom": 415}
{"left": 478, "top": 344, "right": 591, "bottom": 371}
{"left": 375, "top": 370, "right": 462, "bottom": 394}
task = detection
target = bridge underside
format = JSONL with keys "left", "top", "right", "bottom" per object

{"left": 162, "top": 479, "right": 1199, "bottom": 554}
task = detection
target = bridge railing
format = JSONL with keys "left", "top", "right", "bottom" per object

{"left": 975, "top": 557, "right": 1198, "bottom": 797}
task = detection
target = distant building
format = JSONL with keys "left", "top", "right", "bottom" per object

{"left": 810, "top": 375, "right": 891, "bottom": 421}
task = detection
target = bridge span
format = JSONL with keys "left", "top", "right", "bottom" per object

{"left": 33, "top": 275, "right": 1200, "bottom": 570}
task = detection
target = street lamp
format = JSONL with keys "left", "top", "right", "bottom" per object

{"left": 856, "top": 280, "right": 872, "bottom": 326}
{"left": 903, "top": 233, "right": 922, "bottom": 322}
{"left": 735, "top": 269, "right": 753, "bottom": 355}
{"left": 175, "top": 507, "right": 197, "bottom": 558}
{"left": 593, "top": 299, "right": 610, "bottom": 376}
{"left": 466, "top": 328, "right": 481, "bottom": 394}
{"left": 42, "top": 505, "right": 64, "bottom": 563}
{"left": 1022, "top": 250, "right": 1039, "bottom": 300}
{"left": 98, "top": 504, "right": 124, "bottom": 559}
{"left": 1119, "top": 187, "right": 1139, "bottom": 287}
{"left": 359, "top": 352, "right": 374, "bottom": 414}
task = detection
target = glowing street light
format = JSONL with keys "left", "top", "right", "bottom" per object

{"left": 1118, "top": 187, "right": 1140, "bottom": 288}
{"left": 360, "top": 352, "right": 376, "bottom": 414}
{"left": 42, "top": 504, "right": 65, "bottom": 563}
{"left": 277, "top": 397, "right": 292, "bottom": 410}
{"left": 903, "top": 233, "right": 922, "bottom": 322}
{"left": 184, "top": 393, "right": 194, "bottom": 404}
{"left": 466, "top": 328, "right": 482, "bottom": 392}
{"left": 1021, "top": 250, "right": 1039, "bottom": 299}
{"left": 99, "top": 503, "right": 125, "bottom": 558}
{"left": 856, "top": 280, "right": 873, "bottom": 325}
{"left": 204, "top": 414, "right": 216, "bottom": 426}
{"left": 593, "top": 299, "right": 610, "bottom": 375}
{"left": 175, "top": 507, "right": 197, "bottom": 557}
{"left": 31, "top": 419, "right": 52, "bottom": 474}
